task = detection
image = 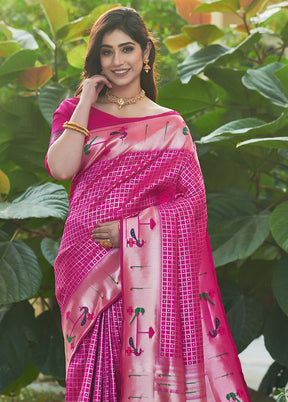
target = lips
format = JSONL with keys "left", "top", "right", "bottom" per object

{"left": 112, "top": 68, "right": 130, "bottom": 77}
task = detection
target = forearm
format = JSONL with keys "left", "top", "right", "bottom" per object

{"left": 47, "top": 100, "right": 90, "bottom": 181}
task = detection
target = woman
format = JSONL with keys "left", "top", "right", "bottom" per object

{"left": 45, "top": 7, "right": 251, "bottom": 402}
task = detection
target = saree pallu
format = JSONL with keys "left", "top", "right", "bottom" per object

{"left": 47, "top": 106, "right": 251, "bottom": 401}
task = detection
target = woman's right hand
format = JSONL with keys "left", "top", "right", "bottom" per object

{"left": 80, "top": 74, "right": 112, "bottom": 107}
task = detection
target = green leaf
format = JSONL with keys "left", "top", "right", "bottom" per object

{"left": 270, "top": 201, "right": 288, "bottom": 252}
{"left": 0, "top": 183, "right": 69, "bottom": 220}
{"left": 246, "top": 0, "right": 273, "bottom": 19}
{"left": 56, "top": 15, "right": 92, "bottom": 41}
{"left": 275, "top": 64, "right": 288, "bottom": 94}
{"left": 0, "top": 169, "right": 10, "bottom": 194}
{"left": 198, "top": 117, "right": 266, "bottom": 144}
{"left": 0, "top": 41, "right": 20, "bottom": 57}
{"left": 242, "top": 62, "right": 288, "bottom": 108}
{"left": 179, "top": 44, "right": 229, "bottom": 83}
{"left": 199, "top": 112, "right": 288, "bottom": 145}
{"left": 40, "top": 0, "right": 68, "bottom": 38}
{"left": 41, "top": 238, "right": 61, "bottom": 266}
{"left": 0, "top": 49, "right": 37, "bottom": 86}
{"left": 179, "top": 30, "right": 262, "bottom": 83}
{"left": 0, "top": 230, "right": 42, "bottom": 304}
{"left": 195, "top": 0, "right": 240, "bottom": 14}
{"left": 2, "top": 363, "right": 39, "bottom": 396}
{"left": 57, "top": 4, "right": 118, "bottom": 42}
{"left": 220, "top": 281, "right": 263, "bottom": 353}
{"left": 158, "top": 76, "right": 218, "bottom": 119}
{"left": 31, "top": 309, "right": 65, "bottom": 379}
{"left": 239, "top": 260, "right": 274, "bottom": 301}
{"left": 0, "top": 23, "right": 38, "bottom": 50}
{"left": 164, "top": 33, "right": 193, "bottom": 53}
{"left": 183, "top": 24, "right": 224, "bottom": 47}
{"left": 34, "top": 27, "right": 55, "bottom": 51}
{"left": 258, "top": 362, "right": 288, "bottom": 397}
{"left": 205, "top": 67, "right": 249, "bottom": 105}
{"left": 237, "top": 137, "right": 288, "bottom": 150}
{"left": 208, "top": 191, "right": 271, "bottom": 266}
{"left": 272, "top": 257, "right": 288, "bottom": 316}
{"left": 264, "top": 307, "right": 288, "bottom": 368}
{"left": 39, "top": 83, "right": 69, "bottom": 125}
{"left": 200, "top": 152, "right": 251, "bottom": 192}
{"left": 0, "top": 302, "right": 37, "bottom": 393}
{"left": 67, "top": 43, "right": 86, "bottom": 69}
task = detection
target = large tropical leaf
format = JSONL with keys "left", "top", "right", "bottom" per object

{"left": 158, "top": 76, "right": 218, "bottom": 119}
{"left": 207, "top": 191, "right": 271, "bottom": 266}
{"left": 205, "top": 67, "right": 249, "bottom": 105}
{"left": 41, "top": 238, "right": 61, "bottom": 266}
{"left": 0, "top": 41, "right": 20, "bottom": 57}
{"left": 183, "top": 24, "right": 224, "bottom": 46}
{"left": 195, "top": 0, "right": 240, "bottom": 13}
{"left": 39, "top": 83, "right": 69, "bottom": 125}
{"left": 0, "top": 22, "right": 38, "bottom": 50}
{"left": 1, "top": 363, "right": 39, "bottom": 396}
{"left": 67, "top": 43, "right": 87, "bottom": 70}
{"left": 199, "top": 112, "right": 288, "bottom": 145}
{"left": 242, "top": 62, "right": 288, "bottom": 107}
{"left": 264, "top": 307, "right": 288, "bottom": 368}
{"left": 0, "top": 302, "right": 37, "bottom": 393}
{"left": 0, "top": 183, "right": 69, "bottom": 220}
{"left": 31, "top": 309, "right": 65, "bottom": 379}
{"left": 18, "top": 65, "right": 53, "bottom": 90}
{"left": 0, "top": 49, "right": 37, "bottom": 86}
{"left": 164, "top": 33, "right": 193, "bottom": 53}
{"left": 0, "top": 169, "right": 10, "bottom": 194}
{"left": 270, "top": 201, "right": 288, "bottom": 252}
{"left": 275, "top": 64, "right": 288, "bottom": 94}
{"left": 179, "top": 44, "right": 229, "bottom": 83}
{"left": 171, "top": 0, "right": 212, "bottom": 25}
{"left": 0, "top": 230, "right": 42, "bottom": 304}
{"left": 272, "top": 257, "right": 288, "bottom": 316}
{"left": 40, "top": 0, "right": 68, "bottom": 38}
{"left": 220, "top": 281, "right": 263, "bottom": 353}
{"left": 258, "top": 361, "right": 288, "bottom": 397}
{"left": 179, "top": 30, "right": 262, "bottom": 83}
{"left": 237, "top": 136, "right": 288, "bottom": 149}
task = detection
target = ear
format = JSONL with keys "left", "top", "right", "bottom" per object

{"left": 143, "top": 41, "right": 152, "bottom": 60}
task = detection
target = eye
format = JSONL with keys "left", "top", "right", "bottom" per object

{"left": 101, "top": 49, "right": 112, "bottom": 56}
{"left": 122, "top": 46, "right": 134, "bottom": 53}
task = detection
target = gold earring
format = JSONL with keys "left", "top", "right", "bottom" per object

{"left": 143, "top": 59, "right": 150, "bottom": 73}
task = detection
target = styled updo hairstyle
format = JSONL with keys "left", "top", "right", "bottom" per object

{"left": 75, "top": 7, "right": 157, "bottom": 101}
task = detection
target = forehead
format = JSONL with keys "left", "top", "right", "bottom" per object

{"left": 101, "top": 29, "right": 136, "bottom": 46}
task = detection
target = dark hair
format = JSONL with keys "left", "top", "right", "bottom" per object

{"left": 75, "top": 7, "right": 157, "bottom": 101}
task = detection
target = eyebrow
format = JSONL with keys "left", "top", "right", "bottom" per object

{"left": 100, "top": 42, "right": 135, "bottom": 48}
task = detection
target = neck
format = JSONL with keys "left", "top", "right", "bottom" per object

{"left": 108, "top": 83, "right": 142, "bottom": 99}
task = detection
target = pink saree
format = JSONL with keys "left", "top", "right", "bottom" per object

{"left": 46, "top": 98, "right": 251, "bottom": 401}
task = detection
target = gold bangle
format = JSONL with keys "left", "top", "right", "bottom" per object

{"left": 63, "top": 121, "right": 90, "bottom": 137}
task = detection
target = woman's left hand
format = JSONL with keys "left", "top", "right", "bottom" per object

{"left": 91, "top": 220, "right": 120, "bottom": 248}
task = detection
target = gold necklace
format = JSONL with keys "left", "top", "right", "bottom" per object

{"left": 106, "top": 89, "right": 145, "bottom": 109}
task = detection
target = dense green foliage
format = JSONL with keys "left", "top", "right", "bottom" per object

{"left": 1, "top": 0, "right": 288, "bottom": 398}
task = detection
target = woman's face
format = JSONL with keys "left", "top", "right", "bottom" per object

{"left": 100, "top": 29, "right": 150, "bottom": 91}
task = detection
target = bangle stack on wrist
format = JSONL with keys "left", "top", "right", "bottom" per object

{"left": 63, "top": 121, "right": 90, "bottom": 137}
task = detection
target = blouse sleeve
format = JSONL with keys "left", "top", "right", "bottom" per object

{"left": 44, "top": 98, "right": 78, "bottom": 175}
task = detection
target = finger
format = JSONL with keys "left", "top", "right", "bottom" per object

{"left": 91, "top": 75, "right": 112, "bottom": 89}
{"left": 91, "top": 231, "right": 110, "bottom": 239}
{"left": 96, "top": 220, "right": 118, "bottom": 228}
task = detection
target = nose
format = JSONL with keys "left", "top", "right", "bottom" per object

{"left": 113, "top": 50, "right": 123, "bottom": 66}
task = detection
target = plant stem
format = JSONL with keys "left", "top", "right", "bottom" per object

{"left": 10, "top": 228, "right": 21, "bottom": 242}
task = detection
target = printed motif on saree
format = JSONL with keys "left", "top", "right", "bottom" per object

{"left": 47, "top": 102, "right": 251, "bottom": 401}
